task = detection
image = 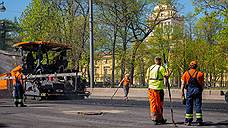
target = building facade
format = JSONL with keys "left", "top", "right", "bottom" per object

{"left": 147, "top": 4, "right": 184, "bottom": 40}
{"left": 94, "top": 52, "right": 113, "bottom": 84}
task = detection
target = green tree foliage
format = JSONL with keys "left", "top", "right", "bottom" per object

{"left": 0, "top": 19, "right": 20, "bottom": 49}
{"left": 95, "top": 0, "right": 153, "bottom": 84}
{"left": 19, "top": 0, "right": 108, "bottom": 73}
{"left": 143, "top": 0, "right": 227, "bottom": 88}
{"left": 95, "top": 0, "right": 181, "bottom": 86}
{"left": 192, "top": 0, "right": 227, "bottom": 87}
{"left": 193, "top": 0, "right": 228, "bottom": 17}
{"left": 17, "top": 0, "right": 227, "bottom": 87}
{"left": 19, "top": 0, "right": 58, "bottom": 41}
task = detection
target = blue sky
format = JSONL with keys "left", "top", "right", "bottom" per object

{"left": 0, "top": 0, "right": 32, "bottom": 20}
{"left": 0, "top": 0, "right": 194, "bottom": 20}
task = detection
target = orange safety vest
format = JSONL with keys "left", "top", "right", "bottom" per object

{"left": 182, "top": 69, "right": 204, "bottom": 86}
{"left": 123, "top": 77, "right": 130, "bottom": 86}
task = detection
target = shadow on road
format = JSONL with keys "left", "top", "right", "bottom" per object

{"left": 0, "top": 123, "right": 8, "bottom": 127}
{"left": 33, "top": 98, "right": 228, "bottom": 113}
{"left": 204, "top": 120, "right": 228, "bottom": 127}
{"left": 0, "top": 105, "right": 14, "bottom": 108}
{"left": 1, "top": 97, "right": 227, "bottom": 113}
{"left": 167, "top": 121, "right": 228, "bottom": 127}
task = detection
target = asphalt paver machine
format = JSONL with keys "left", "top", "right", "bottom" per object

{"left": 13, "top": 41, "right": 90, "bottom": 100}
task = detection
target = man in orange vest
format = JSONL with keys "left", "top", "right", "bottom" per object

{"left": 181, "top": 61, "right": 204, "bottom": 126}
{"left": 119, "top": 74, "right": 131, "bottom": 100}
{"left": 12, "top": 65, "right": 26, "bottom": 107}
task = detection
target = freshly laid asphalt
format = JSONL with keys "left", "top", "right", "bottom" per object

{"left": 0, "top": 96, "right": 227, "bottom": 128}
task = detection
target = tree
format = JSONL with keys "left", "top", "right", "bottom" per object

{"left": 127, "top": 0, "right": 179, "bottom": 84}
{"left": 95, "top": 0, "right": 181, "bottom": 85}
{"left": 184, "top": 13, "right": 197, "bottom": 40}
{"left": 19, "top": 0, "right": 59, "bottom": 41}
{"left": 193, "top": 0, "right": 228, "bottom": 17}
{"left": 193, "top": 0, "right": 228, "bottom": 87}
{"left": 95, "top": 0, "right": 121, "bottom": 87}
{"left": 0, "top": 19, "right": 20, "bottom": 50}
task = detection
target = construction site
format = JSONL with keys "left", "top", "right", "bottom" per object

{"left": 0, "top": 47, "right": 227, "bottom": 127}
{"left": 1, "top": 0, "right": 228, "bottom": 128}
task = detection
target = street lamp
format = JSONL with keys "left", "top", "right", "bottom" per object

{"left": 0, "top": 2, "right": 6, "bottom": 12}
{"left": 89, "top": 0, "right": 94, "bottom": 88}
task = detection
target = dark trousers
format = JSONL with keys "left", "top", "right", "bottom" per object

{"left": 185, "top": 85, "right": 203, "bottom": 123}
{"left": 123, "top": 86, "right": 129, "bottom": 97}
{"left": 14, "top": 83, "right": 24, "bottom": 106}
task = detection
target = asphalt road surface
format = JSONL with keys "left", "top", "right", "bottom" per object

{"left": 0, "top": 97, "right": 227, "bottom": 128}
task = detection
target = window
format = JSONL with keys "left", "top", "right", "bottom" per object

{"left": 95, "top": 68, "right": 97, "bottom": 74}
{"left": 104, "top": 68, "right": 107, "bottom": 76}
{"left": 160, "top": 13, "right": 164, "bottom": 17}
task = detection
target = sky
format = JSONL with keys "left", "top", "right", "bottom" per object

{"left": 0, "top": 0, "right": 32, "bottom": 20}
{"left": 0, "top": 0, "right": 194, "bottom": 20}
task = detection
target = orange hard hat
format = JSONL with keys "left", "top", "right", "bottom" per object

{"left": 189, "top": 61, "right": 197, "bottom": 66}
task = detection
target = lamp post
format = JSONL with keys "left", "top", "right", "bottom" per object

{"left": 0, "top": 1, "right": 6, "bottom": 49}
{"left": 89, "top": 0, "right": 94, "bottom": 88}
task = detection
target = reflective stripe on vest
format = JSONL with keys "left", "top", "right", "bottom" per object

{"left": 149, "top": 65, "right": 163, "bottom": 81}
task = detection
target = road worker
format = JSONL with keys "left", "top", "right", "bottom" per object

{"left": 181, "top": 61, "right": 204, "bottom": 126}
{"left": 146, "top": 56, "right": 167, "bottom": 125}
{"left": 11, "top": 65, "right": 26, "bottom": 107}
{"left": 119, "top": 74, "right": 131, "bottom": 100}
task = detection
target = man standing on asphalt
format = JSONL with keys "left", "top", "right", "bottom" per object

{"left": 146, "top": 56, "right": 167, "bottom": 125}
{"left": 181, "top": 61, "right": 204, "bottom": 126}
{"left": 119, "top": 74, "right": 131, "bottom": 100}
{"left": 11, "top": 65, "right": 26, "bottom": 107}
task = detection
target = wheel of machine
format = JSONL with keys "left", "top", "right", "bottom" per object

{"left": 40, "top": 96, "right": 45, "bottom": 100}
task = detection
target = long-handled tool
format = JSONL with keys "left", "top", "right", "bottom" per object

{"left": 111, "top": 84, "right": 121, "bottom": 100}
{"left": 165, "top": 76, "right": 176, "bottom": 127}
{"left": 163, "top": 52, "right": 176, "bottom": 127}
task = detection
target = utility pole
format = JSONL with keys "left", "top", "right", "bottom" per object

{"left": 89, "top": 0, "right": 94, "bottom": 88}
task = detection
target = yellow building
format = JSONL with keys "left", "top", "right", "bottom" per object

{"left": 94, "top": 52, "right": 113, "bottom": 84}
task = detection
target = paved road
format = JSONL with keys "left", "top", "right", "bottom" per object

{"left": 0, "top": 97, "right": 227, "bottom": 128}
